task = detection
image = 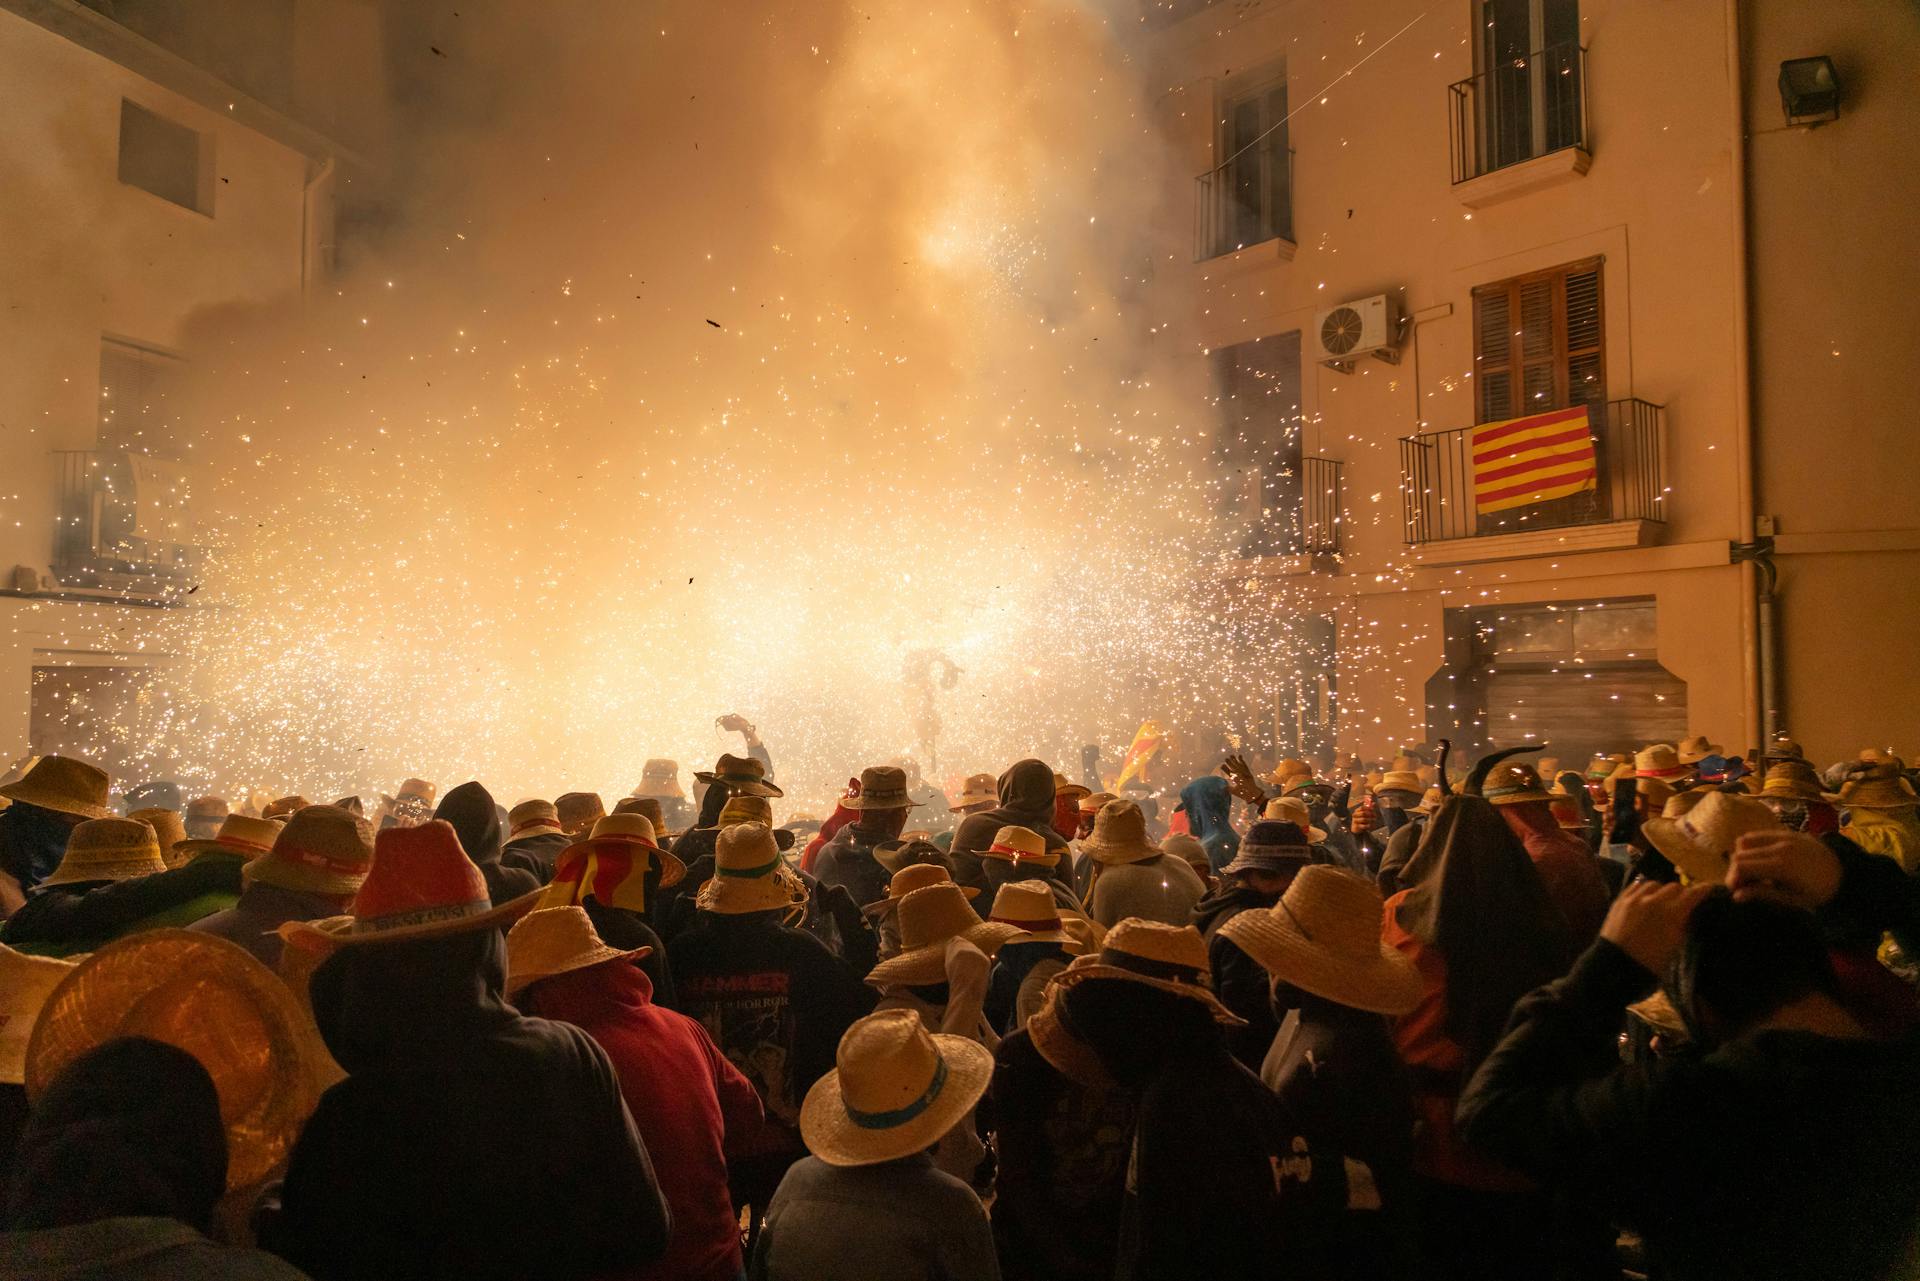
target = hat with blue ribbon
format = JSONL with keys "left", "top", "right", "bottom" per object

{"left": 798, "top": 1009, "right": 993, "bottom": 1166}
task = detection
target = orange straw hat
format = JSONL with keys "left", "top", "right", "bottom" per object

{"left": 874, "top": 861, "right": 978, "bottom": 905}
{"left": 25, "top": 930, "right": 326, "bottom": 1190}
{"left": 541, "top": 813, "right": 687, "bottom": 915}
{"left": 39, "top": 818, "right": 167, "bottom": 888}
{"left": 129, "top": 807, "right": 190, "bottom": 868}
{"left": 865, "top": 883, "right": 1023, "bottom": 988}
{"left": 695, "top": 753, "right": 784, "bottom": 799}
{"left": 1481, "top": 762, "right": 1553, "bottom": 806}
{"left": 0, "top": 755, "right": 113, "bottom": 820}
{"left": 1635, "top": 744, "right": 1693, "bottom": 782}
{"left": 948, "top": 773, "right": 998, "bottom": 811}
{"left": 245, "top": 805, "right": 374, "bottom": 897}
{"left": 983, "top": 824, "right": 1058, "bottom": 870}
{"left": 284, "top": 820, "right": 541, "bottom": 952}
{"left": 694, "top": 824, "right": 808, "bottom": 915}
{"left": 635, "top": 758, "right": 686, "bottom": 800}
{"left": 798, "top": 1009, "right": 993, "bottom": 1167}
{"left": 985, "top": 881, "right": 1085, "bottom": 952}
{"left": 1676, "top": 735, "right": 1723, "bottom": 766}
{"left": 505, "top": 906, "right": 651, "bottom": 997}
{"left": 0, "top": 945, "right": 78, "bottom": 1086}
{"left": 174, "top": 814, "right": 284, "bottom": 863}
{"left": 1078, "top": 799, "right": 1161, "bottom": 867}
{"left": 555, "top": 792, "right": 607, "bottom": 837}
{"left": 1643, "top": 790, "right": 1780, "bottom": 886}
{"left": 1219, "top": 865, "right": 1423, "bottom": 1016}
{"left": 1052, "top": 918, "right": 1245, "bottom": 1025}
{"left": 506, "top": 799, "right": 564, "bottom": 840}
{"left": 1758, "top": 760, "right": 1835, "bottom": 804}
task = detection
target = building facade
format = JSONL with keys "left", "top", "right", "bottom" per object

{"left": 1143, "top": 0, "right": 1920, "bottom": 770}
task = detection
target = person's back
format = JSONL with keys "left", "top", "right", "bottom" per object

{"left": 1087, "top": 855, "right": 1204, "bottom": 928}
{"left": 751, "top": 1154, "right": 996, "bottom": 1281}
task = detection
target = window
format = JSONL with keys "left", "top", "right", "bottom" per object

{"left": 1197, "top": 74, "right": 1291, "bottom": 258}
{"left": 1474, "top": 0, "right": 1582, "bottom": 171}
{"left": 118, "top": 100, "right": 211, "bottom": 214}
{"left": 1472, "top": 257, "right": 1603, "bottom": 423}
{"left": 98, "top": 338, "right": 189, "bottom": 453}
{"left": 1214, "top": 332, "right": 1304, "bottom": 557}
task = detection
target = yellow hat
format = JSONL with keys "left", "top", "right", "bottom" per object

{"left": 506, "top": 905, "right": 651, "bottom": 997}
{"left": 876, "top": 862, "right": 978, "bottom": 904}
{"left": 694, "top": 824, "right": 807, "bottom": 915}
{"left": 1838, "top": 766, "right": 1919, "bottom": 812}
{"left": 798, "top": 1010, "right": 992, "bottom": 1168}
{"left": 983, "top": 824, "right": 1057, "bottom": 869}
{"left": 1219, "top": 866, "right": 1423, "bottom": 1016}
{"left": 1261, "top": 795, "right": 1329, "bottom": 843}
{"left": 985, "top": 880, "right": 1084, "bottom": 952}
{"left": 865, "top": 884, "right": 1021, "bottom": 988}
{"left": 1053, "top": 918, "right": 1244, "bottom": 1025}
{"left": 0, "top": 756, "right": 112, "bottom": 820}
{"left": 39, "top": 818, "right": 166, "bottom": 888}
{"left": 1643, "top": 791, "right": 1780, "bottom": 885}
{"left": 128, "top": 807, "right": 189, "bottom": 869}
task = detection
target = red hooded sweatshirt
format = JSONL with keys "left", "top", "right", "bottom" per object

{"left": 523, "top": 959, "right": 766, "bottom": 1281}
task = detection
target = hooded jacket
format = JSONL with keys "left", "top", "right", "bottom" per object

{"left": 499, "top": 829, "right": 571, "bottom": 883}
{"left": 522, "top": 960, "right": 765, "bottom": 1281}
{"left": 950, "top": 761, "right": 1073, "bottom": 891}
{"left": 1178, "top": 777, "right": 1240, "bottom": 874}
{"left": 274, "top": 928, "right": 670, "bottom": 1281}
{"left": 1193, "top": 883, "right": 1285, "bottom": 1067}
{"left": 433, "top": 783, "right": 540, "bottom": 908}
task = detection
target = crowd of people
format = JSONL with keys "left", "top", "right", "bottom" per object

{"left": 1, "top": 724, "right": 1917, "bottom": 1280}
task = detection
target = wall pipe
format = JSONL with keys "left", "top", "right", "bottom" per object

{"left": 1724, "top": 0, "right": 1767, "bottom": 751}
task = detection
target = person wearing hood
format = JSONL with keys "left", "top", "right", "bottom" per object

{"left": 498, "top": 799, "right": 572, "bottom": 883}
{"left": 1480, "top": 760, "right": 1613, "bottom": 948}
{"left": 2, "top": 1037, "right": 307, "bottom": 1281}
{"left": 1176, "top": 774, "right": 1240, "bottom": 875}
{"left": 0, "top": 757, "right": 112, "bottom": 914}
{"left": 950, "top": 760, "right": 1073, "bottom": 893}
{"left": 813, "top": 766, "right": 918, "bottom": 909}
{"left": 433, "top": 782, "right": 541, "bottom": 907}
{"left": 1080, "top": 801, "right": 1205, "bottom": 930}
{"left": 1458, "top": 864, "right": 1920, "bottom": 1281}
{"left": 273, "top": 820, "right": 667, "bottom": 1281}
{"left": 1194, "top": 820, "right": 1316, "bottom": 1068}
{"left": 190, "top": 807, "right": 372, "bottom": 968}
{"left": 1380, "top": 796, "right": 1573, "bottom": 1281}
{"left": 509, "top": 906, "right": 765, "bottom": 1281}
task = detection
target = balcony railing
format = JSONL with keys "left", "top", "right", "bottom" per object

{"left": 51, "top": 450, "right": 201, "bottom": 588}
{"left": 1301, "top": 455, "right": 1342, "bottom": 554}
{"left": 1448, "top": 41, "right": 1588, "bottom": 184}
{"left": 1398, "top": 398, "right": 1664, "bottom": 545}
{"left": 1194, "top": 141, "right": 1293, "bottom": 261}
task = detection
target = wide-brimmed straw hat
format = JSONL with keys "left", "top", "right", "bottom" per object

{"left": 0, "top": 945, "right": 78, "bottom": 1086}
{"left": 0, "top": 755, "right": 112, "bottom": 820}
{"left": 1053, "top": 918, "right": 1244, "bottom": 1025}
{"left": 843, "top": 765, "right": 913, "bottom": 811}
{"left": 262, "top": 796, "right": 310, "bottom": 822}
{"left": 1079, "top": 799, "right": 1161, "bottom": 866}
{"left": 1586, "top": 752, "right": 1629, "bottom": 782}
{"left": 1222, "top": 821, "right": 1314, "bottom": 876}
{"left": 25, "top": 930, "right": 325, "bottom": 1189}
{"left": 695, "top": 753, "right": 784, "bottom": 799}
{"left": 1838, "top": 764, "right": 1920, "bottom": 812}
{"left": 1052, "top": 773, "right": 1091, "bottom": 802}
{"left": 1261, "top": 795, "right": 1329, "bottom": 843}
{"left": 1376, "top": 771, "right": 1424, "bottom": 801}
{"left": 695, "top": 824, "right": 808, "bottom": 915}
{"left": 558, "top": 813, "right": 688, "bottom": 888}
{"left": 505, "top": 905, "right": 651, "bottom": 997}
{"left": 798, "top": 1009, "right": 993, "bottom": 1167}
{"left": 983, "top": 824, "right": 1058, "bottom": 869}
{"left": 128, "top": 807, "right": 189, "bottom": 868}
{"left": 865, "top": 883, "right": 1022, "bottom": 987}
{"left": 1658, "top": 790, "right": 1709, "bottom": 820}
{"left": 1635, "top": 744, "right": 1693, "bottom": 781}
{"left": 1676, "top": 735, "right": 1722, "bottom": 765}
{"left": 285, "top": 820, "right": 540, "bottom": 951}
{"left": 395, "top": 778, "right": 436, "bottom": 806}
{"left": 555, "top": 792, "right": 607, "bottom": 836}
{"left": 1481, "top": 762, "right": 1552, "bottom": 806}
{"left": 506, "top": 799, "right": 564, "bottom": 840}
{"left": 949, "top": 773, "right": 997, "bottom": 811}
{"left": 1220, "top": 865, "right": 1423, "bottom": 1016}
{"left": 39, "top": 818, "right": 167, "bottom": 887}
{"left": 174, "top": 814, "right": 284, "bottom": 863}
{"left": 635, "top": 758, "right": 685, "bottom": 800}
{"left": 186, "top": 795, "right": 230, "bottom": 823}
{"left": 719, "top": 795, "right": 794, "bottom": 849}
{"left": 872, "top": 838, "right": 953, "bottom": 878}
{"left": 1644, "top": 790, "right": 1780, "bottom": 885}
{"left": 867, "top": 863, "right": 978, "bottom": 916}
{"left": 1758, "top": 760, "right": 1834, "bottom": 803}
{"left": 245, "top": 805, "right": 374, "bottom": 897}
{"left": 1269, "top": 758, "right": 1312, "bottom": 786}
{"left": 1077, "top": 790, "right": 1118, "bottom": 817}
{"left": 612, "top": 795, "right": 669, "bottom": 835}
{"left": 986, "top": 881, "right": 1084, "bottom": 952}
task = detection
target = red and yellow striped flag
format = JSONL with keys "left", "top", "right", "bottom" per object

{"left": 1471, "top": 406, "right": 1597, "bottom": 515}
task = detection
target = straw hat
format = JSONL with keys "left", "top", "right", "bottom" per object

{"left": 1052, "top": 773, "right": 1091, "bottom": 802}
{"left": 262, "top": 796, "right": 310, "bottom": 822}
{"left": 1586, "top": 753, "right": 1629, "bottom": 782}
{"left": 1644, "top": 791, "right": 1780, "bottom": 885}
{"left": 865, "top": 883, "right": 1022, "bottom": 987}
{"left": 505, "top": 905, "right": 651, "bottom": 997}
{"left": 1077, "top": 790, "right": 1117, "bottom": 817}
{"left": 284, "top": 820, "right": 540, "bottom": 952}
{"left": 558, "top": 813, "right": 687, "bottom": 888}
{"left": 1053, "top": 919, "right": 1244, "bottom": 1025}
{"left": 1677, "top": 735, "right": 1722, "bottom": 766}
{"left": 1838, "top": 766, "right": 1920, "bottom": 812}
{"left": 613, "top": 795, "right": 668, "bottom": 835}
{"left": 983, "top": 824, "right": 1058, "bottom": 870}
{"left": 1658, "top": 790, "right": 1709, "bottom": 820}
{"left": 174, "top": 814, "right": 284, "bottom": 863}
{"left": 1376, "top": 771, "right": 1423, "bottom": 800}
{"left": 1635, "top": 744, "right": 1692, "bottom": 781}
{"left": 506, "top": 799, "right": 563, "bottom": 840}
{"left": 25, "top": 930, "right": 324, "bottom": 1189}
{"left": 798, "top": 1009, "right": 992, "bottom": 1167}
{"left": 1481, "top": 762, "right": 1552, "bottom": 806}
{"left": 949, "top": 773, "right": 997, "bottom": 812}
{"left": 986, "top": 880, "right": 1085, "bottom": 952}
{"left": 719, "top": 794, "right": 795, "bottom": 849}
{"left": 1270, "top": 757, "right": 1312, "bottom": 785}
{"left": 695, "top": 753, "right": 784, "bottom": 799}
{"left": 39, "top": 818, "right": 167, "bottom": 887}
{"left": 635, "top": 758, "right": 685, "bottom": 800}
{"left": 868, "top": 863, "right": 978, "bottom": 914}
{"left": 0, "top": 945, "right": 78, "bottom": 1085}
{"left": 1079, "top": 799, "right": 1161, "bottom": 867}
{"left": 0, "top": 755, "right": 112, "bottom": 820}
{"left": 183, "top": 796, "right": 229, "bottom": 839}
{"left": 395, "top": 778, "right": 436, "bottom": 806}
{"left": 1282, "top": 774, "right": 1334, "bottom": 803}
{"left": 555, "top": 792, "right": 607, "bottom": 837}
{"left": 872, "top": 838, "right": 953, "bottom": 878}
{"left": 1222, "top": 821, "right": 1314, "bottom": 877}
{"left": 1411, "top": 786, "right": 1444, "bottom": 817}
{"left": 245, "top": 805, "right": 374, "bottom": 897}
{"left": 1261, "top": 795, "right": 1329, "bottom": 843}
{"left": 129, "top": 807, "right": 189, "bottom": 868}
{"left": 694, "top": 824, "right": 807, "bottom": 915}
{"left": 1764, "top": 738, "right": 1805, "bottom": 764}
{"left": 1219, "top": 865, "right": 1423, "bottom": 1015}
{"left": 843, "top": 765, "right": 912, "bottom": 810}
{"left": 1758, "top": 760, "right": 1834, "bottom": 803}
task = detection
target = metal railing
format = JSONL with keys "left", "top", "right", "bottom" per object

{"left": 1301, "top": 455, "right": 1342, "bottom": 554}
{"left": 1448, "top": 41, "right": 1588, "bottom": 183}
{"left": 1398, "top": 398, "right": 1664, "bottom": 545}
{"left": 1194, "top": 141, "right": 1293, "bottom": 260}
{"left": 51, "top": 450, "right": 200, "bottom": 587}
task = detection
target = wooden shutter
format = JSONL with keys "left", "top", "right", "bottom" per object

{"left": 1472, "top": 256, "right": 1605, "bottom": 422}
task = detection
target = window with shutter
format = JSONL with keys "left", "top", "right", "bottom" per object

{"left": 1212, "top": 74, "right": 1292, "bottom": 254}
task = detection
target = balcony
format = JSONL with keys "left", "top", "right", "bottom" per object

{"left": 1194, "top": 139, "right": 1294, "bottom": 262}
{"left": 1301, "top": 455, "right": 1343, "bottom": 555}
{"left": 1398, "top": 399, "right": 1665, "bottom": 562}
{"left": 1448, "top": 41, "right": 1590, "bottom": 205}
{"left": 1234, "top": 455, "right": 1343, "bottom": 576}
{"left": 51, "top": 450, "right": 202, "bottom": 592}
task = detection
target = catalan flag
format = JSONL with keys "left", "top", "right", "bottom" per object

{"left": 1472, "top": 405, "right": 1598, "bottom": 515}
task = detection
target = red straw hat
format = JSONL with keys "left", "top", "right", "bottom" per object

{"left": 286, "top": 819, "right": 538, "bottom": 951}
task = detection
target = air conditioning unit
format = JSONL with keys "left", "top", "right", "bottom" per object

{"left": 1312, "top": 294, "right": 1400, "bottom": 370}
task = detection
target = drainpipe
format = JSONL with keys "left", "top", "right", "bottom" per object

{"left": 1724, "top": 0, "right": 1766, "bottom": 750}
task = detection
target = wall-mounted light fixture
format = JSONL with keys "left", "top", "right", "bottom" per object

{"left": 1778, "top": 56, "right": 1842, "bottom": 127}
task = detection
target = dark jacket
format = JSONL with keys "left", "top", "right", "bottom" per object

{"left": 0, "top": 853, "right": 246, "bottom": 958}
{"left": 0, "top": 802, "right": 76, "bottom": 893}
{"left": 433, "top": 782, "right": 540, "bottom": 907}
{"left": 1179, "top": 776, "right": 1240, "bottom": 874}
{"left": 750, "top": 1153, "right": 998, "bottom": 1281}
{"left": 1192, "top": 883, "right": 1284, "bottom": 1067}
{"left": 189, "top": 880, "right": 348, "bottom": 968}
{"left": 1459, "top": 938, "right": 1920, "bottom": 1281}
{"left": 667, "top": 909, "right": 877, "bottom": 1205}
{"left": 273, "top": 928, "right": 670, "bottom": 1281}
{"left": 1374, "top": 817, "right": 1426, "bottom": 897}
{"left": 659, "top": 852, "right": 875, "bottom": 974}
{"left": 579, "top": 898, "right": 677, "bottom": 1010}
{"left": 809, "top": 824, "right": 894, "bottom": 909}
{"left": 499, "top": 830, "right": 570, "bottom": 883}
{"left": 950, "top": 760, "right": 1073, "bottom": 892}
